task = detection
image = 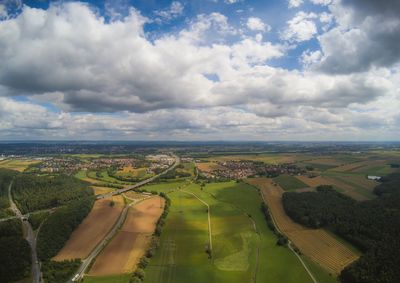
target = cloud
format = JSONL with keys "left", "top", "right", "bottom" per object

{"left": 281, "top": 11, "right": 318, "bottom": 42}
{"left": 154, "top": 1, "right": 184, "bottom": 22}
{"left": 310, "top": 0, "right": 332, "bottom": 6}
{"left": 288, "top": 0, "right": 303, "bottom": 9}
{"left": 246, "top": 17, "right": 270, "bottom": 32}
{"left": 0, "top": 2, "right": 398, "bottom": 140}
{"left": 0, "top": 4, "right": 7, "bottom": 19}
{"left": 224, "top": 0, "right": 241, "bottom": 4}
{"left": 308, "top": 0, "right": 400, "bottom": 73}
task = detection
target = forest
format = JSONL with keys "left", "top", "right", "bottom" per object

{"left": 12, "top": 174, "right": 93, "bottom": 214}
{"left": 282, "top": 174, "right": 400, "bottom": 283}
{"left": 37, "top": 196, "right": 94, "bottom": 260}
{"left": 0, "top": 219, "right": 31, "bottom": 283}
{"left": 0, "top": 169, "right": 18, "bottom": 218}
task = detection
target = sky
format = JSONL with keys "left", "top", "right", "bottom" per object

{"left": 0, "top": 0, "right": 399, "bottom": 141}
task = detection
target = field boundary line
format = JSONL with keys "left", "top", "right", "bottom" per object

{"left": 180, "top": 190, "right": 213, "bottom": 252}
{"left": 259, "top": 188, "right": 318, "bottom": 283}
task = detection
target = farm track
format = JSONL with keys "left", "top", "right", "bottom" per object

{"left": 247, "top": 178, "right": 359, "bottom": 276}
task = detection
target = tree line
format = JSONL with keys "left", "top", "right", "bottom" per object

{"left": 129, "top": 192, "right": 171, "bottom": 283}
{"left": 282, "top": 174, "right": 400, "bottom": 283}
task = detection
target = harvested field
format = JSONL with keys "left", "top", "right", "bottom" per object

{"left": 330, "top": 160, "right": 386, "bottom": 173}
{"left": 53, "top": 195, "right": 124, "bottom": 260}
{"left": 89, "top": 197, "right": 165, "bottom": 275}
{"left": 196, "top": 162, "right": 222, "bottom": 172}
{"left": 123, "top": 191, "right": 148, "bottom": 201}
{"left": 205, "top": 154, "right": 308, "bottom": 164}
{"left": 305, "top": 158, "right": 344, "bottom": 166}
{"left": 246, "top": 178, "right": 359, "bottom": 275}
{"left": 92, "top": 187, "right": 114, "bottom": 195}
{"left": 323, "top": 176, "right": 372, "bottom": 201}
{"left": 0, "top": 159, "right": 40, "bottom": 172}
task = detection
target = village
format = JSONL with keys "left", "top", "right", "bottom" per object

{"left": 197, "top": 160, "right": 307, "bottom": 180}
{"left": 33, "top": 154, "right": 176, "bottom": 174}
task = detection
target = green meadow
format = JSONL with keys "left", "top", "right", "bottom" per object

{"left": 273, "top": 174, "right": 308, "bottom": 191}
{"left": 144, "top": 181, "right": 316, "bottom": 283}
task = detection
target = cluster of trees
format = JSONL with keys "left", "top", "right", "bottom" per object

{"left": 260, "top": 203, "right": 288, "bottom": 246}
{"left": 0, "top": 219, "right": 31, "bottom": 282}
{"left": 130, "top": 192, "right": 171, "bottom": 283}
{"left": 37, "top": 197, "right": 94, "bottom": 260}
{"left": 159, "top": 168, "right": 191, "bottom": 180}
{"left": 29, "top": 210, "right": 50, "bottom": 230}
{"left": 41, "top": 259, "right": 81, "bottom": 283}
{"left": 0, "top": 169, "right": 18, "bottom": 218}
{"left": 13, "top": 174, "right": 93, "bottom": 213}
{"left": 282, "top": 175, "right": 400, "bottom": 283}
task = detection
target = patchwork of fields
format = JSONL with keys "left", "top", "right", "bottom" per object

{"left": 247, "top": 178, "right": 359, "bottom": 275}
{"left": 89, "top": 197, "right": 165, "bottom": 276}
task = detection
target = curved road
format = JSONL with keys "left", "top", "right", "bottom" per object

{"left": 8, "top": 181, "right": 41, "bottom": 283}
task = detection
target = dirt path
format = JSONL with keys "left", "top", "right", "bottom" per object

{"left": 180, "top": 190, "right": 213, "bottom": 252}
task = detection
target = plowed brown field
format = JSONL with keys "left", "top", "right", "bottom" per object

{"left": 53, "top": 195, "right": 124, "bottom": 260}
{"left": 89, "top": 197, "right": 165, "bottom": 275}
{"left": 246, "top": 178, "right": 359, "bottom": 275}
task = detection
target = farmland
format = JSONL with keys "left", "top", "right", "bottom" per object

{"left": 273, "top": 174, "right": 308, "bottom": 191}
{"left": 144, "top": 181, "right": 315, "bottom": 283}
{"left": 53, "top": 195, "right": 124, "bottom": 260}
{"left": 246, "top": 178, "right": 359, "bottom": 275}
{"left": 89, "top": 197, "right": 165, "bottom": 276}
{"left": 0, "top": 159, "right": 40, "bottom": 172}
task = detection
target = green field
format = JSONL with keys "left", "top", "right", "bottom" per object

{"left": 83, "top": 274, "right": 131, "bottom": 283}
{"left": 144, "top": 181, "right": 316, "bottom": 283}
{"left": 273, "top": 174, "right": 308, "bottom": 191}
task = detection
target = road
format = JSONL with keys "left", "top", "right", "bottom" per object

{"left": 96, "top": 153, "right": 180, "bottom": 200}
{"left": 0, "top": 207, "right": 57, "bottom": 223}
{"left": 8, "top": 181, "right": 41, "bottom": 283}
{"left": 70, "top": 195, "right": 154, "bottom": 282}
{"left": 70, "top": 154, "right": 180, "bottom": 282}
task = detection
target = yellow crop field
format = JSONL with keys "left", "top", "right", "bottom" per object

{"left": 246, "top": 178, "right": 359, "bottom": 275}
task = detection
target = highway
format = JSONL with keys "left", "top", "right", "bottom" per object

{"left": 8, "top": 181, "right": 42, "bottom": 283}
{"left": 96, "top": 153, "right": 180, "bottom": 200}
{"left": 69, "top": 154, "right": 180, "bottom": 282}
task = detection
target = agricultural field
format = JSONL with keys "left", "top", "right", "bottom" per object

{"left": 296, "top": 174, "right": 376, "bottom": 201}
{"left": 92, "top": 186, "right": 114, "bottom": 195}
{"left": 0, "top": 159, "right": 41, "bottom": 172}
{"left": 145, "top": 181, "right": 315, "bottom": 283}
{"left": 247, "top": 178, "right": 359, "bottom": 275}
{"left": 114, "top": 166, "right": 153, "bottom": 180}
{"left": 53, "top": 195, "right": 124, "bottom": 260}
{"left": 204, "top": 153, "right": 311, "bottom": 164}
{"left": 75, "top": 170, "right": 103, "bottom": 184}
{"left": 89, "top": 197, "right": 165, "bottom": 276}
{"left": 273, "top": 174, "right": 308, "bottom": 191}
